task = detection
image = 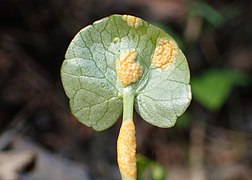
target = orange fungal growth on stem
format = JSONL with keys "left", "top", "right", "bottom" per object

{"left": 151, "top": 38, "right": 177, "bottom": 69}
{"left": 117, "top": 120, "right": 137, "bottom": 180}
{"left": 116, "top": 50, "right": 142, "bottom": 87}
{"left": 122, "top": 15, "right": 143, "bottom": 29}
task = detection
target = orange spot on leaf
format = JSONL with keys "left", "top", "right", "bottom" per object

{"left": 152, "top": 38, "right": 177, "bottom": 69}
{"left": 116, "top": 51, "right": 142, "bottom": 87}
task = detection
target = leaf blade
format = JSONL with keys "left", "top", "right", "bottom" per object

{"left": 61, "top": 14, "right": 191, "bottom": 130}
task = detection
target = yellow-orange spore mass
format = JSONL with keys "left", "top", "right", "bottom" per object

{"left": 117, "top": 120, "right": 136, "bottom": 180}
{"left": 116, "top": 51, "right": 142, "bottom": 87}
{"left": 152, "top": 38, "right": 177, "bottom": 69}
{"left": 122, "top": 15, "right": 142, "bottom": 29}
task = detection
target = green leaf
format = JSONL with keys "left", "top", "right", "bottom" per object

{"left": 137, "top": 155, "right": 166, "bottom": 180}
{"left": 191, "top": 69, "right": 248, "bottom": 111}
{"left": 175, "top": 112, "right": 191, "bottom": 129}
{"left": 190, "top": 2, "right": 225, "bottom": 27}
{"left": 150, "top": 162, "right": 166, "bottom": 180}
{"left": 61, "top": 14, "right": 191, "bottom": 131}
{"left": 136, "top": 155, "right": 150, "bottom": 180}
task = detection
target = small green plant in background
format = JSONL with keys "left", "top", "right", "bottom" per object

{"left": 137, "top": 155, "right": 166, "bottom": 180}
{"left": 191, "top": 69, "right": 249, "bottom": 111}
{"left": 61, "top": 14, "right": 191, "bottom": 180}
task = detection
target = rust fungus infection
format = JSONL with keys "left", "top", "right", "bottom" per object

{"left": 151, "top": 38, "right": 177, "bottom": 69}
{"left": 116, "top": 50, "right": 142, "bottom": 87}
{"left": 122, "top": 15, "right": 142, "bottom": 29}
{"left": 117, "top": 120, "right": 136, "bottom": 179}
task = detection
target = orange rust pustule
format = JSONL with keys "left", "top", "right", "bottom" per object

{"left": 117, "top": 120, "right": 136, "bottom": 180}
{"left": 122, "top": 15, "right": 142, "bottom": 29}
{"left": 116, "top": 51, "right": 142, "bottom": 87}
{"left": 151, "top": 38, "right": 177, "bottom": 69}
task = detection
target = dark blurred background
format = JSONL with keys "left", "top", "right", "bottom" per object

{"left": 0, "top": 0, "right": 251, "bottom": 179}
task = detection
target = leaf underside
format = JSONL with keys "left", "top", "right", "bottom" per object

{"left": 61, "top": 14, "right": 191, "bottom": 131}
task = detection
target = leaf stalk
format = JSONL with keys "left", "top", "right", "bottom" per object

{"left": 117, "top": 89, "right": 137, "bottom": 180}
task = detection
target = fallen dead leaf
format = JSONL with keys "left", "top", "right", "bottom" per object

{"left": 0, "top": 150, "right": 35, "bottom": 180}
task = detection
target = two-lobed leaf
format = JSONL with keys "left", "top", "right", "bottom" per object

{"left": 61, "top": 14, "right": 191, "bottom": 131}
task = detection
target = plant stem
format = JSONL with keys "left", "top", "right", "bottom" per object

{"left": 122, "top": 88, "right": 135, "bottom": 122}
{"left": 117, "top": 88, "right": 137, "bottom": 180}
